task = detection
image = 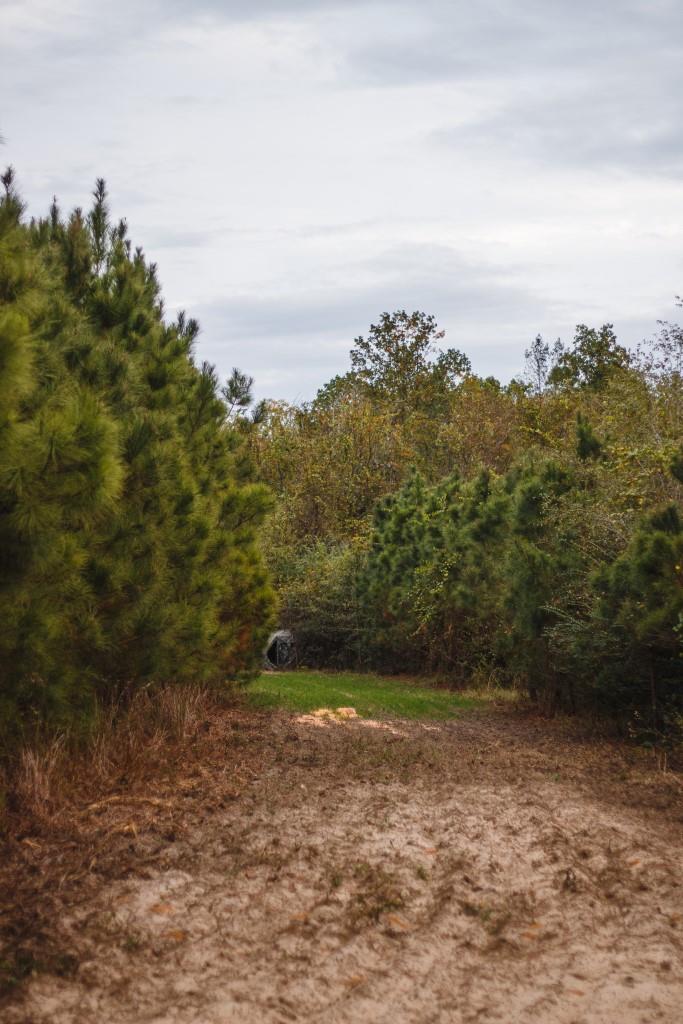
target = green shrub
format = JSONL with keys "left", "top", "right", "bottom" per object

{"left": 267, "top": 537, "right": 368, "bottom": 668}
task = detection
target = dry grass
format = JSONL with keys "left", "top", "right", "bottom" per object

{"left": 87, "top": 685, "right": 211, "bottom": 784}
{"left": 13, "top": 738, "right": 66, "bottom": 822}
{"left": 4, "top": 684, "right": 217, "bottom": 820}
{"left": 456, "top": 667, "right": 525, "bottom": 705}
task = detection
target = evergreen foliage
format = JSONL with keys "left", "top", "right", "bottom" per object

{"left": 360, "top": 454, "right": 682, "bottom": 732}
{"left": 576, "top": 413, "right": 603, "bottom": 461}
{"left": 0, "top": 172, "right": 274, "bottom": 741}
{"left": 590, "top": 503, "right": 683, "bottom": 730}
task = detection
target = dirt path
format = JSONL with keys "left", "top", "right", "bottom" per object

{"left": 4, "top": 708, "right": 683, "bottom": 1023}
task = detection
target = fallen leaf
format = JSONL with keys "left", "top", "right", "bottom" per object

{"left": 114, "top": 823, "right": 138, "bottom": 836}
{"left": 149, "top": 902, "right": 175, "bottom": 916}
{"left": 385, "top": 913, "right": 412, "bottom": 935}
{"left": 344, "top": 974, "right": 366, "bottom": 988}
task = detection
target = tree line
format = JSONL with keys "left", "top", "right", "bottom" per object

{"left": 2, "top": 169, "right": 681, "bottom": 747}
{"left": 254, "top": 310, "right": 683, "bottom": 743}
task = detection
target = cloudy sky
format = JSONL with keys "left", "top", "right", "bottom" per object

{"left": 2, "top": 0, "right": 682, "bottom": 401}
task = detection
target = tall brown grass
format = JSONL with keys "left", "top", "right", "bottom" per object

{"left": 3, "top": 685, "right": 221, "bottom": 825}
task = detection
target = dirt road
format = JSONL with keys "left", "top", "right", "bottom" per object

{"left": 4, "top": 708, "right": 683, "bottom": 1023}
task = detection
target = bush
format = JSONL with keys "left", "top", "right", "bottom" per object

{"left": 266, "top": 537, "right": 369, "bottom": 668}
{"left": 360, "top": 449, "right": 682, "bottom": 733}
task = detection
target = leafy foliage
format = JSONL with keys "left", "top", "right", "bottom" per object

{"left": 548, "top": 323, "right": 631, "bottom": 390}
{"left": 256, "top": 305, "right": 683, "bottom": 739}
{"left": 349, "top": 310, "right": 471, "bottom": 411}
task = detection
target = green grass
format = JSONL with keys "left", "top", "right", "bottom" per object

{"left": 247, "top": 670, "right": 476, "bottom": 720}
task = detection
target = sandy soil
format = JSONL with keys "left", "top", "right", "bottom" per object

{"left": 4, "top": 707, "right": 683, "bottom": 1023}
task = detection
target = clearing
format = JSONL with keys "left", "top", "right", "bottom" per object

{"left": 248, "top": 669, "right": 477, "bottom": 718}
{"left": 2, "top": 671, "right": 683, "bottom": 1024}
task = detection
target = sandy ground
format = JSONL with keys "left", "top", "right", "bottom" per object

{"left": 4, "top": 707, "right": 683, "bottom": 1024}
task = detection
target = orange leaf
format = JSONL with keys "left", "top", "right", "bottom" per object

{"left": 344, "top": 974, "right": 366, "bottom": 988}
{"left": 149, "top": 902, "right": 175, "bottom": 916}
{"left": 385, "top": 913, "right": 412, "bottom": 934}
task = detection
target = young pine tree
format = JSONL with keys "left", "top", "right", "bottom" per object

{"left": 0, "top": 173, "right": 275, "bottom": 741}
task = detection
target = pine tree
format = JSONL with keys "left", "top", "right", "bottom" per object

{"left": 591, "top": 503, "right": 683, "bottom": 736}
{"left": 576, "top": 413, "right": 603, "bottom": 461}
{"left": 0, "top": 174, "right": 275, "bottom": 742}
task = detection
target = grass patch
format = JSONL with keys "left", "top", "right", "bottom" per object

{"left": 247, "top": 670, "right": 475, "bottom": 720}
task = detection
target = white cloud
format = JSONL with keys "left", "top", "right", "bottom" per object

{"left": 1, "top": 0, "right": 682, "bottom": 401}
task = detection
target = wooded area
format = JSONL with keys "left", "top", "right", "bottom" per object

{"left": 255, "top": 313, "right": 682, "bottom": 745}
{"left": 1, "top": 176, "right": 682, "bottom": 752}
{"left": 1, "top": 175, "right": 682, "bottom": 1023}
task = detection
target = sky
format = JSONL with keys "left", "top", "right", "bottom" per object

{"left": 2, "top": 0, "right": 683, "bottom": 402}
